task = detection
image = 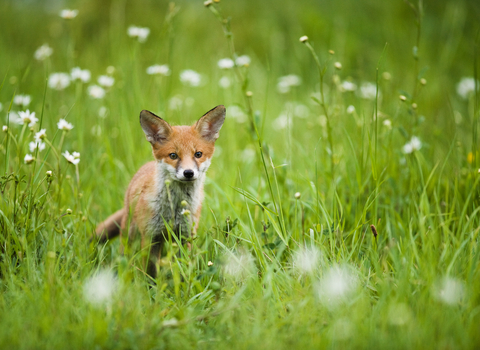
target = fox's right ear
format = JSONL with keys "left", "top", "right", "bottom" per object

{"left": 139, "top": 110, "right": 172, "bottom": 145}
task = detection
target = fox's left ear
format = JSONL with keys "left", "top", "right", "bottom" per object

{"left": 195, "top": 105, "right": 226, "bottom": 142}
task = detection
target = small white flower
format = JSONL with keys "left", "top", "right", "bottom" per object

{"left": 63, "top": 150, "right": 80, "bottom": 165}
{"left": 299, "top": 36, "right": 308, "bottom": 43}
{"left": 207, "top": 261, "right": 214, "bottom": 266}
{"left": 402, "top": 136, "right": 422, "bottom": 154}
{"left": 88, "top": 85, "right": 106, "bottom": 99}
{"left": 359, "top": 82, "right": 378, "bottom": 100}
{"left": 180, "top": 70, "right": 201, "bottom": 87}
{"left": 98, "top": 75, "right": 115, "bottom": 87}
{"left": 434, "top": 277, "right": 465, "bottom": 305}
{"left": 71, "top": 67, "right": 91, "bottom": 83}
{"left": 146, "top": 64, "right": 170, "bottom": 76}
{"left": 341, "top": 81, "right": 357, "bottom": 92}
{"left": 29, "top": 141, "right": 46, "bottom": 153}
{"left": 2, "top": 125, "right": 7, "bottom": 132}
{"left": 59, "top": 9, "right": 78, "bottom": 19}
{"left": 18, "top": 110, "right": 38, "bottom": 127}
{"left": 127, "top": 26, "right": 150, "bottom": 43}
{"left": 24, "top": 154, "right": 35, "bottom": 164}
{"left": 334, "top": 62, "right": 342, "bottom": 70}
{"left": 383, "top": 119, "right": 392, "bottom": 128}
{"left": 57, "top": 119, "right": 74, "bottom": 131}
{"left": 13, "top": 94, "right": 31, "bottom": 107}
{"left": 48, "top": 73, "right": 71, "bottom": 90}
{"left": 228, "top": 105, "right": 247, "bottom": 123}
{"left": 34, "top": 44, "right": 53, "bottom": 61}
{"left": 217, "top": 58, "right": 234, "bottom": 69}
{"left": 219, "top": 76, "right": 231, "bottom": 89}
{"left": 277, "top": 75, "right": 301, "bottom": 94}
{"left": 273, "top": 113, "right": 292, "bottom": 130}
{"left": 181, "top": 209, "right": 191, "bottom": 217}
{"left": 456, "top": 77, "right": 477, "bottom": 99}
{"left": 235, "top": 55, "right": 251, "bottom": 67}
{"left": 223, "top": 250, "right": 256, "bottom": 282}
{"left": 34, "top": 129, "right": 47, "bottom": 142}
{"left": 83, "top": 269, "right": 117, "bottom": 306}
{"left": 346, "top": 105, "right": 356, "bottom": 114}
{"left": 8, "top": 111, "right": 22, "bottom": 125}
{"left": 293, "top": 246, "right": 321, "bottom": 274}
{"left": 294, "top": 192, "right": 301, "bottom": 199}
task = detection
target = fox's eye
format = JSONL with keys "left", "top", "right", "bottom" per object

{"left": 194, "top": 151, "right": 203, "bottom": 158}
{"left": 169, "top": 153, "right": 178, "bottom": 160}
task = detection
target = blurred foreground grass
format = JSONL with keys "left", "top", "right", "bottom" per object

{"left": 1, "top": 0, "right": 480, "bottom": 348}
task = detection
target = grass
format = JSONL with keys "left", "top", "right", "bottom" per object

{"left": 1, "top": 0, "right": 480, "bottom": 348}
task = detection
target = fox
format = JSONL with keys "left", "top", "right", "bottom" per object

{"left": 95, "top": 105, "right": 226, "bottom": 278}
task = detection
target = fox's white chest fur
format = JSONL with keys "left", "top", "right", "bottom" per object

{"left": 146, "top": 161, "right": 206, "bottom": 238}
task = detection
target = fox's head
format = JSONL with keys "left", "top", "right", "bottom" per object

{"left": 140, "top": 105, "right": 226, "bottom": 183}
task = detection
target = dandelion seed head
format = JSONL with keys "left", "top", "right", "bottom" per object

{"left": 293, "top": 246, "right": 321, "bottom": 274}
{"left": 48, "top": 73, "right": 71, "bottom": 90}
{"left": 316, "top": 265, "right": 358, "bottom": 304}
{"left": 434, "top": 277, "right": 465, "bottom": 305}
{"left": 34, "top": 44, "right": 53, "bottom": 61}
{"left": 223, "top": 250, "right": 256, "bottom": 282}
{"left": 83, "top": 269, "right": 117, "bottom": 306}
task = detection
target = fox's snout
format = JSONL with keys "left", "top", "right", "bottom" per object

{"left": 175, "top": 161, "right": 199, "bottom": 182}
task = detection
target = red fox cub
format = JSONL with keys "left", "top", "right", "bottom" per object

{"left": 95, "top": 105, "right": 226, "bottom": 277}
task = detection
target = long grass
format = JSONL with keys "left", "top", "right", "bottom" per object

{"left": 1, "top": 0, "right": 479, "bottom": 348}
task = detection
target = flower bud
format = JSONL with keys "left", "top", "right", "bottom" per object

{"left": 294, "top": 192, "right": 301, "bottom": 199}
{"left": 46, "top": 170, "right": 53, "bottom": 177}
{"left": 181, "top": 200, "right": 188, "bottom": 208}
{"left": 299, "top": 36, "right": 308, "bottom": 43}
{"left": 334, "top": 62, "right": 342, "bottom": 70}
{"left": 399, "top": 95, "right": 407, "bottom": 101}
{"left": 66, "top": 208, "right": 72, "bottom": 215}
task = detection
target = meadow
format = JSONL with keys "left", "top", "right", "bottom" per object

{"left": 1, "top": 0, "right": 480, "bottom": 348}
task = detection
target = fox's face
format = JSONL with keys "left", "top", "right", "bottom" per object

{"left": 140, "top": 106, "right": 226, "bottom": 183}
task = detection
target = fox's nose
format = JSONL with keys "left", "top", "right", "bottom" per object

{"left": 184, "top": 169, "right": 194, "bottom": 179}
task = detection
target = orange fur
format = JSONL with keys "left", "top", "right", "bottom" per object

{"left": 95, "top": 105, "right": 226, "bottom": 278}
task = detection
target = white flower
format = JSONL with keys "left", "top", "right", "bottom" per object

{"left": 223, "top": 250, "right": 256, "bottom": 282}
{"left": 456, "top": 77, "right": 477, "bottom": 99}
{"left": 24, "top": 154, "right": 35, "bottom": 164}
{"left": 59, "top": 9, "right": 78, "bottom": 19}
{"left": 34, "top": 44, "right": 53, "bottom": 61}
{"left": 34, "top": 129, "right": 47, "bottom": 142}
{"left": 13, "top": 94, "right": 31, "bottom": 107}
{"left": 127, "top": 25, "right": 150, "bottom": 43}
{"left": 228, "top": 105, "right": 247, "bottom": 123}
{"left": 29, "top": 141, "right": 46, "bottom": 153}
{"left": 71, "top": 67, "right": 91, "bottom": 83}
{"left": 83, "top": 269, "right": 117, "bottom": 306}
{"left": 334, "top": 62, "right": 342, "bottom": 70}
{"left": 341, "top": 81, "right": 357, "bottom": 92}
{"left": 219, "top": 76, "right": 231, "bottom": 89}
{"left": 98, "top": 75, "right": 115, "bottom": 87}
{"left": 8, "top": 111, "right": 22, "bottom": 125}
{"left": 88, "top": 85, "right": 106, "bottom": 99}
{"left": 146, "top": 64, "right": 170, "bottom": 76}
{"left": 235, "top": 55, "right": 251, "bottom": 66}
{"left": 434, "top": 277, "right": 465, "bottom": 305}
{"left": 299, "top": 36, "right": 309, "bottom": 43}
{"left": 63, "top": 150, "right": 80, "bottom": 165}
{"left": 181, "top": 209, "right": 191, "bottom": 216}
{"left": 180, "top": 70, "right": 201, "bottom": 87}
{"left": 18, "top": 110, "right": 38, "bottom": 127}
{"left": 48, "top": 73, "right": 71, "bottom": 90}
{"left": 346, "top": 105, "right": 356, "bottom": 114}
{"left": 293, "top": 246, "right": 321, "bottom": 274}
{"left": 316, "top": 265, "right": 358, "bottom": 304}
{"left": 402, "top": 136, "right": 422, "bottom": 154}
{"left": 217, "top": 58, "right": 234, "bottom": 69}
{"left": 359, "top": 82, "right": 378, "bottom": 99}
{"left": 277, "top": 75, "right": 301, "bottom": 94}
{"left": 273, "top": 113, "right": 292, "bottom": 130}
{"left": 57, "top": 119, "right": 74, "bottom": 131}
{"left": 2, "top": 125, "right": 7, "bottom": 132}
{"left": 383, "top": 119, "right": 392, "bottom": 128}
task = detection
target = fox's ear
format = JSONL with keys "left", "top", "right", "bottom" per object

{"left": 195, "top": 105, "right": 226, "bottom": 142}
{"left": 139, "top": 110, "right": 172, "bottom": 144}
